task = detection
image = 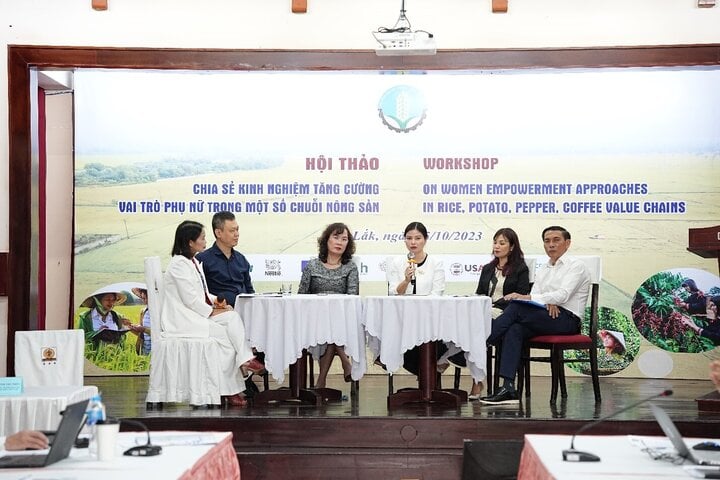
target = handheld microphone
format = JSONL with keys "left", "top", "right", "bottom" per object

{"left": 120, "top": 418, "right": 162, "bottom": 457}
{"left": 562, "top": 389, "right": 673, "bottom": 462}
{"left": 407, "top": 252, "right": 416, "bottom": 285}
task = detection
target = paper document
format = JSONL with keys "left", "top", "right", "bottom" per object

{"left": 135, "top": 434, "right": 219, "bottom": 446}
{"left": 510, "top": 299, "right": 546, "bottom": 308}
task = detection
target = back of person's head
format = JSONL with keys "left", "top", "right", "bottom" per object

{"left": 172, "top": 220, "right": 204, "bottom": 258}
{"left": 211, "top": 211, "right": 235, "bottom": 237}
{"left": 317, "top": 222, "right": 355, "bottom": 263}
{"left": 682, "top": 278, "right": 699, "bottom": 292}
{"left": 404, "top": 221, "right": 428, "bottom": 238}
{"left": 541, "top": 225, "right": 570, "bottom": 240}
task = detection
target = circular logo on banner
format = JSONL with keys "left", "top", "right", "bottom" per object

{"left": 377, "top": 85, "right": 427, "bottom": 133}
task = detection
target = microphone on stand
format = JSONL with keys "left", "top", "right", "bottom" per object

{"left": 120, "top": 418, "right": 162, "bottom": 457}
{"left": 407, "top": 252, "right": 416, "bottom": 286}
{"left": 562, "top": 389, "right": 673, "bottom": 462}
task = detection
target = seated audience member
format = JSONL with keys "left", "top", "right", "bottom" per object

{"left": 163, "top": 220, "right": 264, "bottom": 407}
{"left": 439, "top": 227, "right": 530, "bottom": 400}
{"left": 679, "top": 296, "right": 720, "bottom": 345}
{"left": 298, "top": 222, "right": 359, "bottom": 389}
{"left": 711, "top": 360, "right": 720, "bottom": 393}
{"left": 385, "top": 221, "right": 445, "bottom": 376}
{"left": 1, "top": 430, "right": 49, "bottom": 451}
{"left": 196, "top": 211, "right": 254, "bottom": 307}
{"left": 480, "top": 226, "right": 590, "bottom": 405}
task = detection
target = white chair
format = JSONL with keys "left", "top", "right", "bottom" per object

{"left": 7, "top": 329, "right": 97, "bottom": 435}
{"left": 15, "top": 329, "right": 85, "bottom": 387}
{"left": 144, "top": 256, "right": 223, "bottom": 408}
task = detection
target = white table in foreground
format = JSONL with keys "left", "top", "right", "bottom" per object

{"left": 236, "top": 294, "right": 366, "bottom": 404}
{"left": 0, "top": 431, "right": 239, "bottom": 480}
{"left": 0, "top": 385, "right": 98, "bottom": 435}
{"left": 363, "top": 295, "right": 492, "bottom": 407}
{"left": 519, "top": 434, "right": 717, "bottom": 479}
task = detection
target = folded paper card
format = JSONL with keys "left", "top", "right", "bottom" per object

{"left": 0, "top": 377, "right": 23, "bottom": 396}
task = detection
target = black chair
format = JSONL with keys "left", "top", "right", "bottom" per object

{"left": 461, "top": 438, "right": 524, "bottom": 480}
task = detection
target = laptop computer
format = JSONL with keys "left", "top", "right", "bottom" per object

{"left": 0, "top": 398, "right": 89, "bottom": 468}
{"left": 650, "top": 404, "right": 720, "bottom": 467}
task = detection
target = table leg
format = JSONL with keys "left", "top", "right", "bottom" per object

{"left": 387, "top": 342, "right": 466, "bottom": 408}
{"left": 254, "top": 351, "right": 341, "bottom": 406}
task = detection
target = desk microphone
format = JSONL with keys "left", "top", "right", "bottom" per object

{"left": 407, "top": 252, "right": 416, "bottom": 286}
{"left": 562, "top": 389, "right": 673, "bottom": 462}
{"left": 119, "top": 418, "right": 162, "bottom": 457}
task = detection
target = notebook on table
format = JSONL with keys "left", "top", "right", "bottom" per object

{"left": 0, "top": 398, "right": 89, "bottom": 468}
{"left": 650, "top": 404, "right": 720, "bottom": 467}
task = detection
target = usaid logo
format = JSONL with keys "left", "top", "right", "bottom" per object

{"left": 450, "top": 263, "right": 484, "bottom": 276}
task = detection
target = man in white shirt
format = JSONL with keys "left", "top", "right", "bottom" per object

{"left": 480, "top": 226, "right": 591, "bottom": 405}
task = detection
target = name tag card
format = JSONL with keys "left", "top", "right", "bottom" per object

{"left": 0, "top": 377, "right": 23, "bottom": 396}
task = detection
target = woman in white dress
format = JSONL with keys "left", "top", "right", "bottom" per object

{"left": 385, "top": 221, "right": 445, "bottom": 375}
{"left": 162, "top": 220, "right": 264, "bottom": 407}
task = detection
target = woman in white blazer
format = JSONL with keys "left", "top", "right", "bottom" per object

{"left": 385, "top": 221, "right": 446, "bottom": 375}
{"left": 162, "top": 220, "right": 263, "bottom": 407}
{"left": 386, "top": 221, "right": 445, "bottom": 296}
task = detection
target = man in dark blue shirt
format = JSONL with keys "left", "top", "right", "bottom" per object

{"left": 196, "top": 211, "right": 254, "bottom": 307}
{"left": 197, "top": 211, "right": 263, "bottom": 397}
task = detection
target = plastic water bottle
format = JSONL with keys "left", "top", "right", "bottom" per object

{"left": 86, "top": 394, "right": 106, "bottom": 457}
{"left": 86, "top": 394, "right": 106, "bottom": 425}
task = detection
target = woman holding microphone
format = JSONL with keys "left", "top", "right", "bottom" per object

{"left": 385, "top": 221, "right": 445, "bottom": 375}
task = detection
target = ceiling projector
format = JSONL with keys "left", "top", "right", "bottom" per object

{"left": 372, "top": 0, "right": 436, "bottom": 56}
{"left": 373, "top": 31, "right": 437, "bottom": 56}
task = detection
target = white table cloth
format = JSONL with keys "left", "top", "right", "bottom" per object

{"left": 519, "top": 434, "right": 719, "bottom": 480}
{"left": 0, "top": 431, "right": 239, "bottom": 480}
{"left": 363, "top": 295, "right": 492, "bottom": 382}
{"left": 235, "top": 294, "right": 367, "bottom": 384}
{"left": 0, "top": 385, "right": 98, "bottom": 436}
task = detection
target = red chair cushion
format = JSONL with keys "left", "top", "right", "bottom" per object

{"left": 528, "top": 334, "right": 592, "bottom": 346}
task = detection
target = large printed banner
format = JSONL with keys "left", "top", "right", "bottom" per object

{"left": 72, "top": 67, "right": 720, "bottom": 376}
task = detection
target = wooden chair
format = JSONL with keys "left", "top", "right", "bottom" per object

{"left": 447, "top": 347, "right": 498, "bottom": 395}
{"left": 518, "top": 256, "right": 602, "bottom": 403}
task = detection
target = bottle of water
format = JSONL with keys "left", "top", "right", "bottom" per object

{"left": 86, "top": 394, "right": 106, "bottom": 457}
{"left": 86, "top": 394, "right": 106, "bottom": 425}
